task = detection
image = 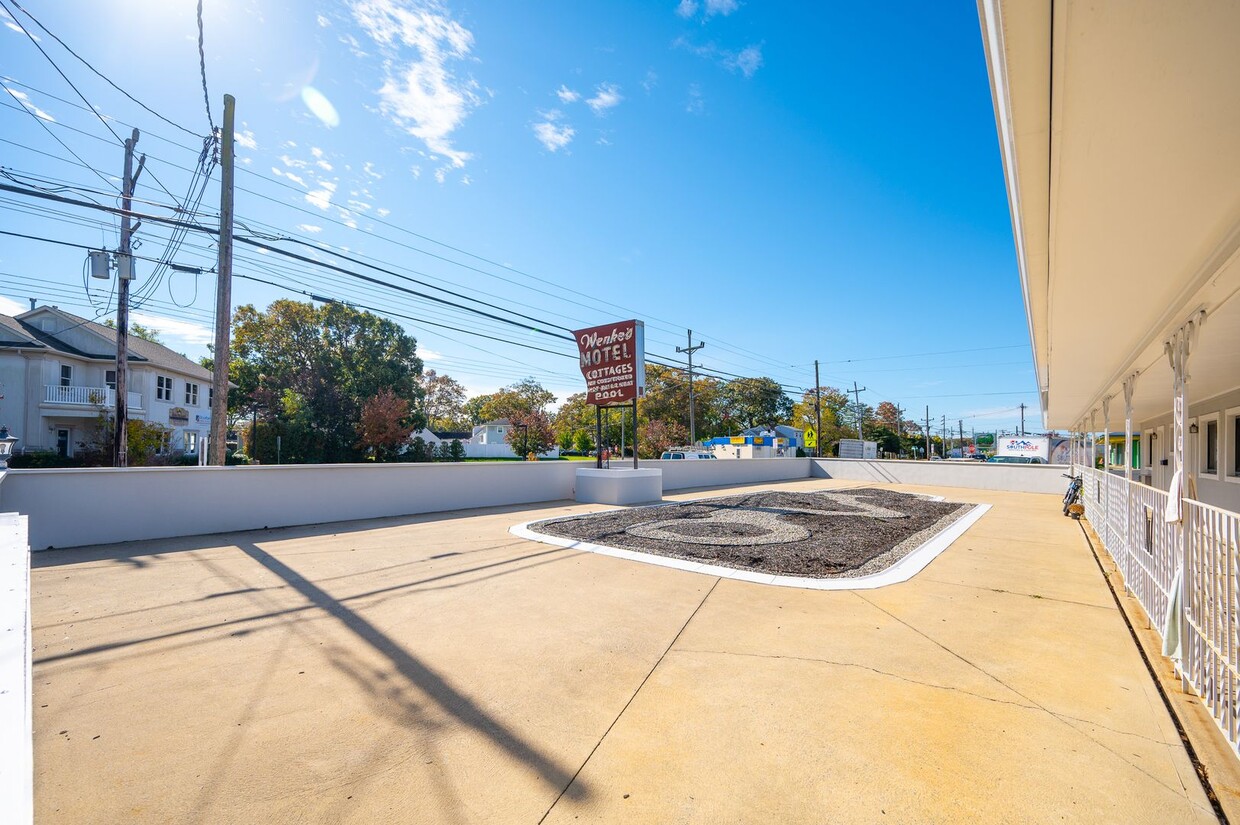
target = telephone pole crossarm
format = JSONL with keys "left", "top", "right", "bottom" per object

{"left": 676, "top": 330, "right": 705, "bottom": 445}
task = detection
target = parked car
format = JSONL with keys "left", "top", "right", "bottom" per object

{"left": 987, "top": 455, "right": 1047, "bottom": 464}
{"left": 660, "top": 449, "right": 717, "bottom": 460}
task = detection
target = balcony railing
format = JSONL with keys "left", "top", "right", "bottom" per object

{"left": 1082, "top": 467, "right": 1240, "bottom": 752}
{"left": 43, "top": 385, "right": 143, "bottom": 410}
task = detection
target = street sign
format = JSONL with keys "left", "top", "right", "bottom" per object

{"left": 803, "top": 427, "right": 817, "bottom": 448}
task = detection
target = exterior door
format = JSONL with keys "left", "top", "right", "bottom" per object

{"left": 56, "top": 428, "right": 70, "bottom": 458}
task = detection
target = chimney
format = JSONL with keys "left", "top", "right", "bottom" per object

{"left": 28, "top": 298, "right": 35, "bottom": 311}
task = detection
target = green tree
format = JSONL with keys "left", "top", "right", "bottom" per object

{"left": 637, "top": 364, "right": 725, "bottom": 440}
{"left": 447, "top": 439, "right": 466, "bottom": 462}
{"left": 573, "top": 430, "right": 594, "bottom": 453}
{"left": 471, "top": 378, "right": 556, "bottom": 423}
{"left": 105, "top": 318, "right": 162, "bottom": 344}
{"left": 230, "top": 300, "right": 425, "bottom": 463}
{"left": 637, "top": 418, "right": 689, "bottom": 459}
{"left": 719, "top": 377, "right": 793, "bottom": 430}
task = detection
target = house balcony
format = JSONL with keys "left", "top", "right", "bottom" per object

{"left": 42, "top": 385, "right": 144, "bottom": 416}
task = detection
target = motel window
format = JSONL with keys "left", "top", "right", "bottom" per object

{"left": 208, "top": 387, "right": 214, "bottom": 409}
{"left": 105, "top": 369, "right": 117, "bottom": 390}
{"left": 185, "top": 382, "right": 199, "bottom": 406}
{"left": 60, "top": 364, "right": 72, "bottom": 387}
{"left": 157, "top": 375, "right": 173, "bottom": 401}
{"left": 185, "top": 431, "right": 199, "bottom": 454}
{"left": 1228, "top": 407, "right": 1240, "bottom": 481}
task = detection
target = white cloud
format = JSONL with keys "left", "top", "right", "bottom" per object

{"left": 420, "top": 348, "right": 443, "bottom": 361}
{"left": 0, "top": 295, "right": 26, "bottom": 316}
{"left": 234, "top": 129, "right": 258, "bottom": 150}
{"left": 271, "top": 167, "right": 307, "bottom": 187}
{"left": 279, "top": 154, "right": 309, "bottom": 169}
{"left": 4, "top": 20, "right": 38, "bottom": 40}
{"left": 675, "top": 37, "right": 764, "bottom": 78}
{"left": 317, "top": 14, "right": 331, "bottom": 27}
{"left": 585, "top": 83, "right": 622, "bottom": 116}
{"left": 311, "top": 146, "right": 325, "bottom": 158}
{"left": 296, "top": 224, "right": 323, "bottom": 233}
{"left": 305, "top": 180, "right": 337, "bottom": 210}
{"left": 532, "top": 110, "right": 574, "bottom": 152}
{"left": 131, "top": 312, "right": 213, "bottom": 346}
{"left": 555, "top": 85, "right": 580, "bottom": 103}
{"left": 685, "top": 83, "right": 704, "bottom": 115}
{"left": 3, "top": 86, "right": 54, "bottom": 121}
{"left": 363, "top": 161, "right": 383, "bottom": 179}
{"left": 346, "top": 198, "right": 373, "bottom": 212}
{"left": 351, "top": 0, "right": 480, "bottom": 170}
{"left": 726, "top": 44, "right": 763, "bottom": 78}
{"left": 376, "top": 207, "right": 391, "bottom": 217}
{"left": 642, "top": 70, "right": 658, "bottom": 93}
{"left": 705, "top": 0, "right": 739, "bottom": 16}
{"left": 675, "top": 0, "right": 697, "bottom": 18}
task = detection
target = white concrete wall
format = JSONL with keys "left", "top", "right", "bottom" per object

{"left": 810, "top": 458, "right": 1068, "bottom": 494}
{"left": 0, "top": 512, "right": 31, "bottom": 824}
{"left": 0, "top": 463, "right": 579, "bottom": 550}
{"left": 641, "top": 457, "right": 812, "bottom": 491}
{"left": 0, "top": 456, "right": 1085, "bottom": 551}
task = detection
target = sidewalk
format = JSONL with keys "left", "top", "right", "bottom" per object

{"left": 31, "top": 480, "right": 1216, "bottom": 823}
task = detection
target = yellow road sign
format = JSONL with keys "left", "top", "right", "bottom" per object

{"left": 804, "top": 427, "right": 817, "bottom": 448}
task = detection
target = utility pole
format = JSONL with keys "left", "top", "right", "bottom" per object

{"left": 676, "top": 330, "right": 705, "bottom": 445}
{"left": 1019, "top": 402, "right": 1027, "bottom": 436}
{"left": 113, "top": 128, "right": 144, "bottom": 468}
{"left": 850, "top": 381, "right": 867, "bottom": 440}
{"left": 924, "top": 406, "right": 931, "bottom": 460}
{"left": 959, "top": 419, "right": 965, "bottom": 456}
{"left": 210, "top": 95, "right": 235, "bottom": 466}
{"left": 895, "top": 404, "right": 904, "bottom": 458}
{"left": 813, "top": 360, "right": 822, "bottom": 458}
{"left": 942, "top": 414, "right": 948, "bottom": 456}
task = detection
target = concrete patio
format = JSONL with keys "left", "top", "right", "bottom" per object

{"left": 31, "top": 479, "right": 1218, "bottom": 823}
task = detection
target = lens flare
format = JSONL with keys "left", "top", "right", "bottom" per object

{"left": 301, "top": 86, "right": 340, "bottom": 127}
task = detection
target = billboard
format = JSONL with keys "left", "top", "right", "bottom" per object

{"left": 573, "top": 319, "right": 645, "bottom": 405}
{"left": 996, "top": 436, "right": 1050, "bottom": 461}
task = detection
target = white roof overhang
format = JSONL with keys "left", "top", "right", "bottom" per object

{"left": 977, "top": 0, "right": 1240, "bottom": 429}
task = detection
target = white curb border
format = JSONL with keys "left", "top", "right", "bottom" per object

{"left": 509, "top": 493, "right": 991, "bottom": 591}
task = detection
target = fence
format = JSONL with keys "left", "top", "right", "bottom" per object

{"left": 1082, "top": 467, "right": 1240, "bottom": 753}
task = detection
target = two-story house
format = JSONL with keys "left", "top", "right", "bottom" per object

{"left": 0, "top": 305, "right": 216, "bottom": 458}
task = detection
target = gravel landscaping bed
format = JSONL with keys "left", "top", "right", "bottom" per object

{"left": 529, "top": 488, "right": 972, "bottom": 578}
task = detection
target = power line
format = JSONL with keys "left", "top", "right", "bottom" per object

{"left": 0, "top": 85, "right": 117, "bottom": 191}
{"left": 195, "top": 0, "right": 215, "bottom": 134}
{"left": 4, "top": 1, "right": 203, "bottom": 138}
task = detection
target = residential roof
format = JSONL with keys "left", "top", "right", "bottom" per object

{"left": 0, "top": 315, "right": 45, "bottom": 349}
{"left": 478, "top": 419, "right": 511, "bottom": 427}
{"left": 5, "top": 307, "right": 213, "bottom": 381}
{"left": 431, "top": 430, "right": 472, "bottom": 441}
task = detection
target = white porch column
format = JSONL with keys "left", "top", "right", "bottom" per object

{"left": 1122, "top": 375, "right": 1137, "bottom": 593}
{"left": 1102, "top": 396, "right": 1111, "bottom": 546}
{"left": 1164, "top": 310, "right": 1205, "bottom": 690}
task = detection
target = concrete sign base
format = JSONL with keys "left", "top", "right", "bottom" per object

{"left": 575, "top": 468, "right": 662, "bottom": 505}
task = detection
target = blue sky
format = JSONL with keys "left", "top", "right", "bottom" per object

{"left": 0, "top": 0, "right": 1043, "bottom": 434}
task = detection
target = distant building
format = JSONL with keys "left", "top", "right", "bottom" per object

{"left": 0, "top": 306, "right": 215, "bottom": 458}
{"left": 705, "top": 428, "right": 799, "bottom": 459}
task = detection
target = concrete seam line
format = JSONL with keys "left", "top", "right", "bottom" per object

{"left": 1075, "top": 519, "right": 1228, "bottom": 824}
{"left": 536, "top": 576, "right": 722, "bottom": 824}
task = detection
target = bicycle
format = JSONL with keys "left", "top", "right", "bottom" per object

{"left": 1062, "top": 472, "right": 1083, "bottom": 517}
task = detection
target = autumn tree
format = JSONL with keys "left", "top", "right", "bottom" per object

{"left": 105, "top": 318, "right": 162, "bottom": 344}
{"left": 875, "top": 401, "right": 903, "bottom": 432}
{"left": 505, "top": 410, "right": 555, "bottom": 458}
{"left": 356, "top": 388, "right": 415, "bottom": 461}
{"left": 468, "top": 378, "right": 556, "bottom": 424}
{"left": 637, "top": 419, "right": 689, "bottom": 459}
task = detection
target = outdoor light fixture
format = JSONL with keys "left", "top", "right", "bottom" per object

{"left": 1151, "top": 431, "right": 1158, "bottom": 440}
{"left": 1190, "top": 423, "right": 1199, "bottom": 434}
{"left": 0, "top": 426, "right": 18, "bottom": 469}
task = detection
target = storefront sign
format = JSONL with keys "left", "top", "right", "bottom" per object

{"left": 573, "top": 319, "right": 645, "bottom": 405}
{"left": 169, "top": 406, "right": 189, "bottom": 424}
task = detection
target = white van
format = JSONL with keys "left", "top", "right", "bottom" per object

{"left": 660, "top": 448, "right": 716, "bottom": 460}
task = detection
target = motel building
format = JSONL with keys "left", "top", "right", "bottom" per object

{"left": 980, "top": 0, "right": 1240, "bottom": 748}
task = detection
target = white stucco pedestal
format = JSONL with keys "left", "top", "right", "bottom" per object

{"left": 575, "top": 468, "right": 663, "bottom": 505}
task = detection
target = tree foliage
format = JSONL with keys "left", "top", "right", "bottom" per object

{"left": 356, "top": 388, "right": 415, "bottom": 460}
{"left": 420, "top": 369, "right": 468, "bottom": 429}
{"left": 505, "top": 409, "right": 555, "bottom": 458}
{"left": 230, "top": 300, "right": 425, "bottom": 463}
{"left": 719, "top": 377, "right": 793, "bottom": 430}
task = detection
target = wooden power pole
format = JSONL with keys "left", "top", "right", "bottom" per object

{"left": 814, "top": 360, "right": 822, "bottom": 458}
{"left": 210, "top": 94, "right": 235, "bottom": 465}
{"left": 677, "top": 330, "right": 705, "bottom": 445}
{"left": 113, "top": 128, "right": 144, "bottom": 467}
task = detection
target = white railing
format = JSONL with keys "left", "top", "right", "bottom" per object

{"left": 1083, "top": 467, "right": 1240, "bottom": 754}
{"left": 43, "top": 385, "right": 142, "bottom": 410}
